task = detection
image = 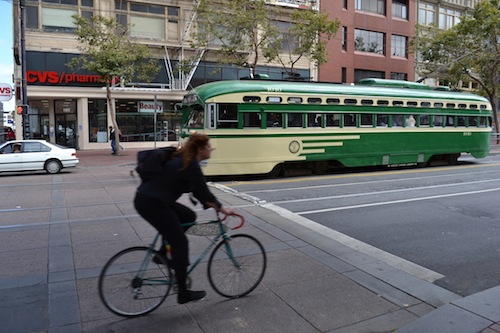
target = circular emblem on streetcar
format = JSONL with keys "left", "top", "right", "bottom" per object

{"left": 289, "top": 140, "right": 300, "bottom": 154}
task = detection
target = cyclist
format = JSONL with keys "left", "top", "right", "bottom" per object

{"left": 134, "top": 134, "right": 233, "bottom": 304}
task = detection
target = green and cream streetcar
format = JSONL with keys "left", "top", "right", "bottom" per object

{"left": 180, "top": 79, "right": 492, "bottom": 176}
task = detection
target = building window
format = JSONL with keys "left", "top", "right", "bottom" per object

{"left": 419, "top": 3, "right": 435, "bottom": 25}
{"left": 88, "top": 99, "right": 108, "bottom": 143}
{"left": 342, "top": 26, "right": 347, "bottom": 51}
{"left": 341, "top": 67, "right": 347, "bottom": 83}
{"left": 354, "top": 29, "right": 385, "bottom": 55}
{"left": 391, "top": 35, "right": 407, "bottom": 58}
{"left": 42, "top": 7, "right": 78, "bottom": 32}
{"left": 439, "top": 7, "right": 462, "bottom": 29}
{"left": 115, "top": 1, "right": 180, "bottom": 41}
{"left": 392, "top": 0, "right": 408, "bottom": 20}
{"left": 26, "top": 0, "right": 93, "bottom": 31}
{"left": 391, "top": 72, "right": 407, "bottom": 80}
{"left": 26, "top": 5, "right": 39, "bottom": 29}
{"left": 42, "top": 0, "right": 77, "bottom": 4}
{"left": 355, "top": 0, "right": 385, "bottom": 15}
{"left": 276, "top": 21, "right": 299, "bottom": 53}
{"left": 343, "top": 0, "right": 347, "bottom": 9}
{"left": 354, "top": 69, "right": 384, "bottom": 82}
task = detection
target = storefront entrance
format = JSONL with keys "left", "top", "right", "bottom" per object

{"left": 55, "top": 100, "right": 77, "bottom": 148}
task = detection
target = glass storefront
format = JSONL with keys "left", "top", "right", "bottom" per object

{"left": 28, "top": 100, "right": 50, "bottom": 140}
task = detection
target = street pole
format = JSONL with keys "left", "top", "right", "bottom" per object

{"left": 19, "top": 0, "right": 29, "bottom": 139}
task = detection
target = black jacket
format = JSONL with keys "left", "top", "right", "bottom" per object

{"left": 137, "top": 154, "right": 221, "bottom": 208}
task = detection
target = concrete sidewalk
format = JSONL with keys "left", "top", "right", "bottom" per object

{"left": 0, "top": 147, "right": 499, "bottom": 332}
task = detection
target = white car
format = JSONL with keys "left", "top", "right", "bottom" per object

{"left": 0, "top": 140, "right": 79, "bottom": 174}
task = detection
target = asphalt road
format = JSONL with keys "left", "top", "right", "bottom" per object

{"left": 220, "top": 153, "right": 500, "bottom": 297}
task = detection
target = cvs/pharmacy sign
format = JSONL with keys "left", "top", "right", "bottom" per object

{"left": 0, "top": 83, "right": 13, "bottom": 101}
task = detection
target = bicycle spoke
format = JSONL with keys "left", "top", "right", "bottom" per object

{"left": 208, "top": 234, "right": 266, "bottom": 298}
{"left": 98, "top": 247, "right": 173, "bottom": 317}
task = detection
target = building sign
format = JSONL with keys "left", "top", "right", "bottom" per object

{"left": 0, "top": 83, "right": 13, "bottom": 101}
{"left": 138, "top": 101, "right": 164, "bottom": 113}
{"left": 26, "top": 70, "right": 115, "bottom": 85}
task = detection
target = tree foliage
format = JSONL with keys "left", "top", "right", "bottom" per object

{"left": 68, "top": 15, "right": 160, "bottom": 153}
{"left": 415, "top": 0, "right": 499, "bottom": 131}
{"left": 192, "top": 0, "right": 339, "bottom": 79}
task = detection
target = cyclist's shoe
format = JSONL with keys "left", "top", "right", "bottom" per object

{"left": 178, "top": 290, "right": 206, "bottom": 304}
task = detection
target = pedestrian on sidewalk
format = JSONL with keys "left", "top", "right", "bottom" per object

{"left": 6, "top": 127, "right": 15, "bottom": 141}
{"left": 109, "top": 126, "right": 116, "bottom": 155}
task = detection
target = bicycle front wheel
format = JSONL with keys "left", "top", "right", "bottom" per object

{"left": 98, "top": 246, "right": 173, "bottom": 317}
{"left": 208, "top": 234, "right": 266, "bottom": 298}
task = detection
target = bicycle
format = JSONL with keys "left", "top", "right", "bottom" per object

{"left": 98, "top": 212, "right": 267, "bottom": 317}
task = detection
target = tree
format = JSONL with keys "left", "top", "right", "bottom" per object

{"left": 69, "top": 15, "right": 160, "bottom": 154}
{"left": 192, "top": 0, "right": 339, "bottom": 79}
{"left": 414, "top": 0, "right": 499, "bottom": 136}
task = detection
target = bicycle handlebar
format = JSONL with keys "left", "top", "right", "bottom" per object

{"left": 221, "top": 213, "right": 245, "bottom": 230}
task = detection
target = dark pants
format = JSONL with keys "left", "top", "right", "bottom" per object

{"left": 134, "top": 192, "right": 195, "bottom": 270}
{"left": 110, "top": 139, "right": 116, "bottom": 154}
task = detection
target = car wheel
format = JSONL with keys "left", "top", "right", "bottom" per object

{"left": 45, "top": 159, "right": 62, "bottom": 174}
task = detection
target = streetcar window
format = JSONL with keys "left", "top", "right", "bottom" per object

{"left": 287, "top": 113, "right": 304, "bottom": 127}
{"left": 243, "top": 113, "right": 261, "bottom": 127}
{"left": 267, "top": 96, "right": 282, "bottom": 103}
{"left": 326, "top": 114, "right": 341, "bottom": 127}
{"left": 421, "top": 101, "right": 431, "bottom": 107}
{"left": 186, "top": 107, "right": 204, "bottom": 129}
{"left": 405, "top": 115, "right": 416, "bottom": 127}
{"left": 470, "top": 104, "right": 479, "bottom": 109}
{"left": 478, "top": 117, "right": 487, "bottom": 127}
{"left": 326, "top": 98, "right": 340, "bottom": 105}
{"left": 392, "top": 100, "right": 404, "bottom": 106}
{"left": 377, "top": 100, "right": 389, "bottom": 106}
{"left": 217, "top": 103, "right": 238, "bottom": 128}
{"left": 458, "top": 104, "right": 467, "bottom": 109}
{"left": 360, "top": 114, "right": 373, "bottom": 126}
{"left": 307, "top": 97, "right": 322, "bottom": 104}
{"left": 267, "top": 112, "right": 283, "bottom": 127}
{"left": 376, "top": 114, "right": 389, "bottom": 127}
{"left": 420, "top": 114, "right": 430, "bottom": 127}
{"left": 361, "top": 99, "right": 373, "bottom": 105}
{"left": 344, "top": 113, "right": 356, "bottom": 127}
{"left": 243, "top": 96, "right": 261, "bottom": 103}
{"left": 446, "top": 103, "right": 456, "bottom": 109}
{"left": 446, "top": 116, "right": 455, "bottom": 127}
{"left": 344, "top": 99, "right": 357, "bottom": 105}
{"left": 434, "top": 102, "right": 443, "bottom": 108}
{"left": 392, "top": 115, "right": 404, "bottom": 127}
{"left": 307, "top": 114, "right": 322, "bottom": 127}
{"left": 288, "top": 97, "right": 303, "bottom": 104}
{"left": 480, "top": 105, "right": 487, "bottom": 110}
{"left": 469, "top": 116, "right": 478, "bottom": 127}
{"left": 407, "top": 101, "right": 418, "bottom": 107}
{"left": 457, "top": 116, "right": 466, "bottom": 127}
{"left": 434, "top": 115, "right": 444, "bottom": 126}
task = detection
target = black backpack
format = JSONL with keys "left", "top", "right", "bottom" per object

{"left": 135, "top": 147, "right": 177, "bottom": 181}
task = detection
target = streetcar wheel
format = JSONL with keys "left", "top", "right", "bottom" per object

{"left": 207, "top": 234, "right": 266, "bottom": 298}
{"left": 98, "top": 246, "right": 172, "bottom": 317}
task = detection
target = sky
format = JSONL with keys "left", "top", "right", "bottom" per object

{"left": 0, "top": 0, "right": 14, "bottom": 112}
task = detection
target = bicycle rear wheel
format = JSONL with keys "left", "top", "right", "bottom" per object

{"left": 98, "top": 246, "right": 173, "bottom": 317}
{"left": 207, "top": 234, "right": 266, "bottom": 298}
